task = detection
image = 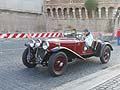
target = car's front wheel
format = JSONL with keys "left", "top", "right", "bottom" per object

{"left": 48, "top": 52, "right": 68, "bottom": 76}
{"left": 22, "top": 48, "right": 37, "bottom": 68}
{"left": 100, "top": 46, "right": 111, "bottom": 64}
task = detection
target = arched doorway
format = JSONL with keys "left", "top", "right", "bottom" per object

{"left": 69, "top": 8, "right": 74, "bottom": 18}
{"left": 58, "top": 8, "right": 62, "bottom": 18}
{"left": 63, "top": 8, "right": 68, "bottom": 19}
{"left": 101, "top": 7, "right": 106, "bottom": 18}
{"left": 47, "top": 8, "right": 51, "bottom": 17}
{"left": 75, "top": 8, "right": 80, "bottom": 19}
{"left": 81, "top": 7, "right": 86, "bottom": 19}
{"left": 108, "top": 7, "right": 114, "bottom": 19}
{"left": 95, "top": 8, "right": 99, "bottom": 19}
{"left": 52, "top": 8, "right": 57, "bottom": 18}
{"left": 87, "top": 10, "right": 92, "bottom": 19}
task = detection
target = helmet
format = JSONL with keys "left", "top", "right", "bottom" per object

{"left": 83, "top": 29, "right": 89, "bottom": 33}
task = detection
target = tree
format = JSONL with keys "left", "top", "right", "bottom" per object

{"left": 85, "top": 0, "right": 98, "bottom": 18}
{"left": 85, "top": 0, "right": 98, "bottom": 11}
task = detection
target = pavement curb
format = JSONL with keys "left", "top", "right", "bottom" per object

{"left": 53, "top": 64, "right": 120, "bottom": 90}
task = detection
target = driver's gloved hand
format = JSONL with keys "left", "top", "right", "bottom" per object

{"left": 84, "top": 47, "right": 88, "bottom": 51}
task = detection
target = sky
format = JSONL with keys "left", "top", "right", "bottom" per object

{"left": 0, "top": 0, "right": 44, "bottom": 13}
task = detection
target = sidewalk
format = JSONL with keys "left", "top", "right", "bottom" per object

{"left": 53, "top": 64, "right": 120, "bottom": 90}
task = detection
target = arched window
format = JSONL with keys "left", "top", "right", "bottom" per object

{"left": 75, "top": 8, "right": 80, "bottom": 18}
{"left": 58, "top": 8, "right": 62, "bottom": 18}
{"left": 52, "top": 8, "right": 57, "bottom": 18}
{"left": 118, "top": 7, "right": 120, "bottom": 12}
{"left": 63, "top": 8, "right": 68, "bottom": 19}
{"left": 95, "top": 8, "right": 99, "bottom": 19}
{"left": 101, "top": 7, "right": 106, "bottom": 18}
{"left": 69, "top": 8, "right": 74, "bottom": 18}
{"left": 81, "top": 7, "right": 86, "bottom": 19}
{"left": 47, "top": 8, "right": 51, "bottom": 17}
{"left": 87, "top": 10, "right": 92, "bottom": 19}
{"left": 108, "top": 7, "right": 114, "bottom": 19}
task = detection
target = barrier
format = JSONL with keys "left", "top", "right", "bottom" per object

{"left": 0, "top": 32, "right": 63, "bottom": 39}
{"left": 0, "top": 32, "right": 113, "bottom": 40}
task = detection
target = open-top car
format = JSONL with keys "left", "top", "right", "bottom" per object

{"left": 22, "top": 30, "right": 113, "bottom": 76}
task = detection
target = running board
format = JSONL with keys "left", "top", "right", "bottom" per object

{"left": 52, "top": 47, "right": 86, "bottom": 61}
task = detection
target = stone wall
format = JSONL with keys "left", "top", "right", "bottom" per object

{"left": 0, "top": 0, "right": 43, "bottom": 14}
{"left": 46, "top": 18, "right": 110, "bottom": 32}
{"left": 0, "top": 10, "right": 46, "bottom": 33}
{"left": 0, "top": 0, "right": 120, "bottom": 33}
{"left": 44, "top": 0, "right": 120, "bottom": 32}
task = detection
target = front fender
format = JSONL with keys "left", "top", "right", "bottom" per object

{"left": 49, "top": 46, "right": 86, "bottom": 61}
{"left": 99, "top": 42, "right": 113, "bottom": 57}
{"left": 95, "top": 41, "right": 113, "bottom": 57}
{"left": 50, "top": 47, "right": 63, "bottom": 53}
{"left": 104, "top": 42, "right": 113, "bottom": 51}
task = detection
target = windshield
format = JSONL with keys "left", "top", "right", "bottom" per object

{"left": 64, "top": 30, "right": 83, "bottom": 39}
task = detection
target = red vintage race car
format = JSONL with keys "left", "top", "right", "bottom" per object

{"left": 22, "top": 30, "right": 113, "bottom": 76}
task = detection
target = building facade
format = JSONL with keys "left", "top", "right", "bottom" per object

{"left": 44, "top": 0, "right": 120, "bottom": 32}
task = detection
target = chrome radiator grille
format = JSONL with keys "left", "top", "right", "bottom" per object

{"left": 36, "top": 48, "right": 46, "bottom": 59}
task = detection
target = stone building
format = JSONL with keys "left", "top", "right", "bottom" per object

{"left": 0, "top": 0, "right": 45, "bottom": 33}
{"left": 44, "top": 0, "right": 120, "bottom": 32}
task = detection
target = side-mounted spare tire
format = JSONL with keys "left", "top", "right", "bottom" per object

{"left": 48, "top": 52, "right": 68, "bottom": 76}
{"left": 100, "top": 46, "right": 111, "bottom": 64}
{"left": 22, "top": 48, "right": 37, "bottom": 68}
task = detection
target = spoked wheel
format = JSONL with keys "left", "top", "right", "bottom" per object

{"left": 48, "top": 52, "right": 68, "bottom": 76}
{"left": 22, "top": 48, "right": 37, "bottom": 68}
{"left": 100, "top": 46, "right": 111, "bottom": 64}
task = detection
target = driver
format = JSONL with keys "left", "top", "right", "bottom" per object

{"left": 83, "top": 29, "right": 94, "bottom": 50}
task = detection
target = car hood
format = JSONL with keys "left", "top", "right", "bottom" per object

{"left": 45, "top": 38, "right": 77, "bottom": 43}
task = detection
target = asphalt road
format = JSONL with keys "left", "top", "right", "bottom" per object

{"left": 0, "top": 39, "right": 119, "bottom": 90}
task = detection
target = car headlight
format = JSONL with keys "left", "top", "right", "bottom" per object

{"left": 29, "top": 43, "right": 34, "bottom": 47}
{"left": 42, "top": 41, "right": 49, "bottom": 50}
{"left": 25, "top": 39, "right": 35, "bottom": 48}
{"left": 35, "top": 39, "right": 42, "bottom": 48}
{"left": 30, "top": 39, "right": 36, "bottom": 47}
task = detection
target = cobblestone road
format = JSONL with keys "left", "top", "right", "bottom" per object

{"left": 91, "top": 74, "right": 120, "bottom": 90}
{"left": 0, "top": 39, "right": 119, "bottom": 90}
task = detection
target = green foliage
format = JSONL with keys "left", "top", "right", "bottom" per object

{"left": 85, "top": 0, "right": 98, "bottom": 11}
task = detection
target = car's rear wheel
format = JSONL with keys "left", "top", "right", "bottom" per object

{"left": 48, "top": 52, "right": 68, "bottom": 76}
{"left": 100, "top": 46, "right": 111, "bottom": 64}
{"left": 22, "top": 48, "right": 37, "bottom": 68}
